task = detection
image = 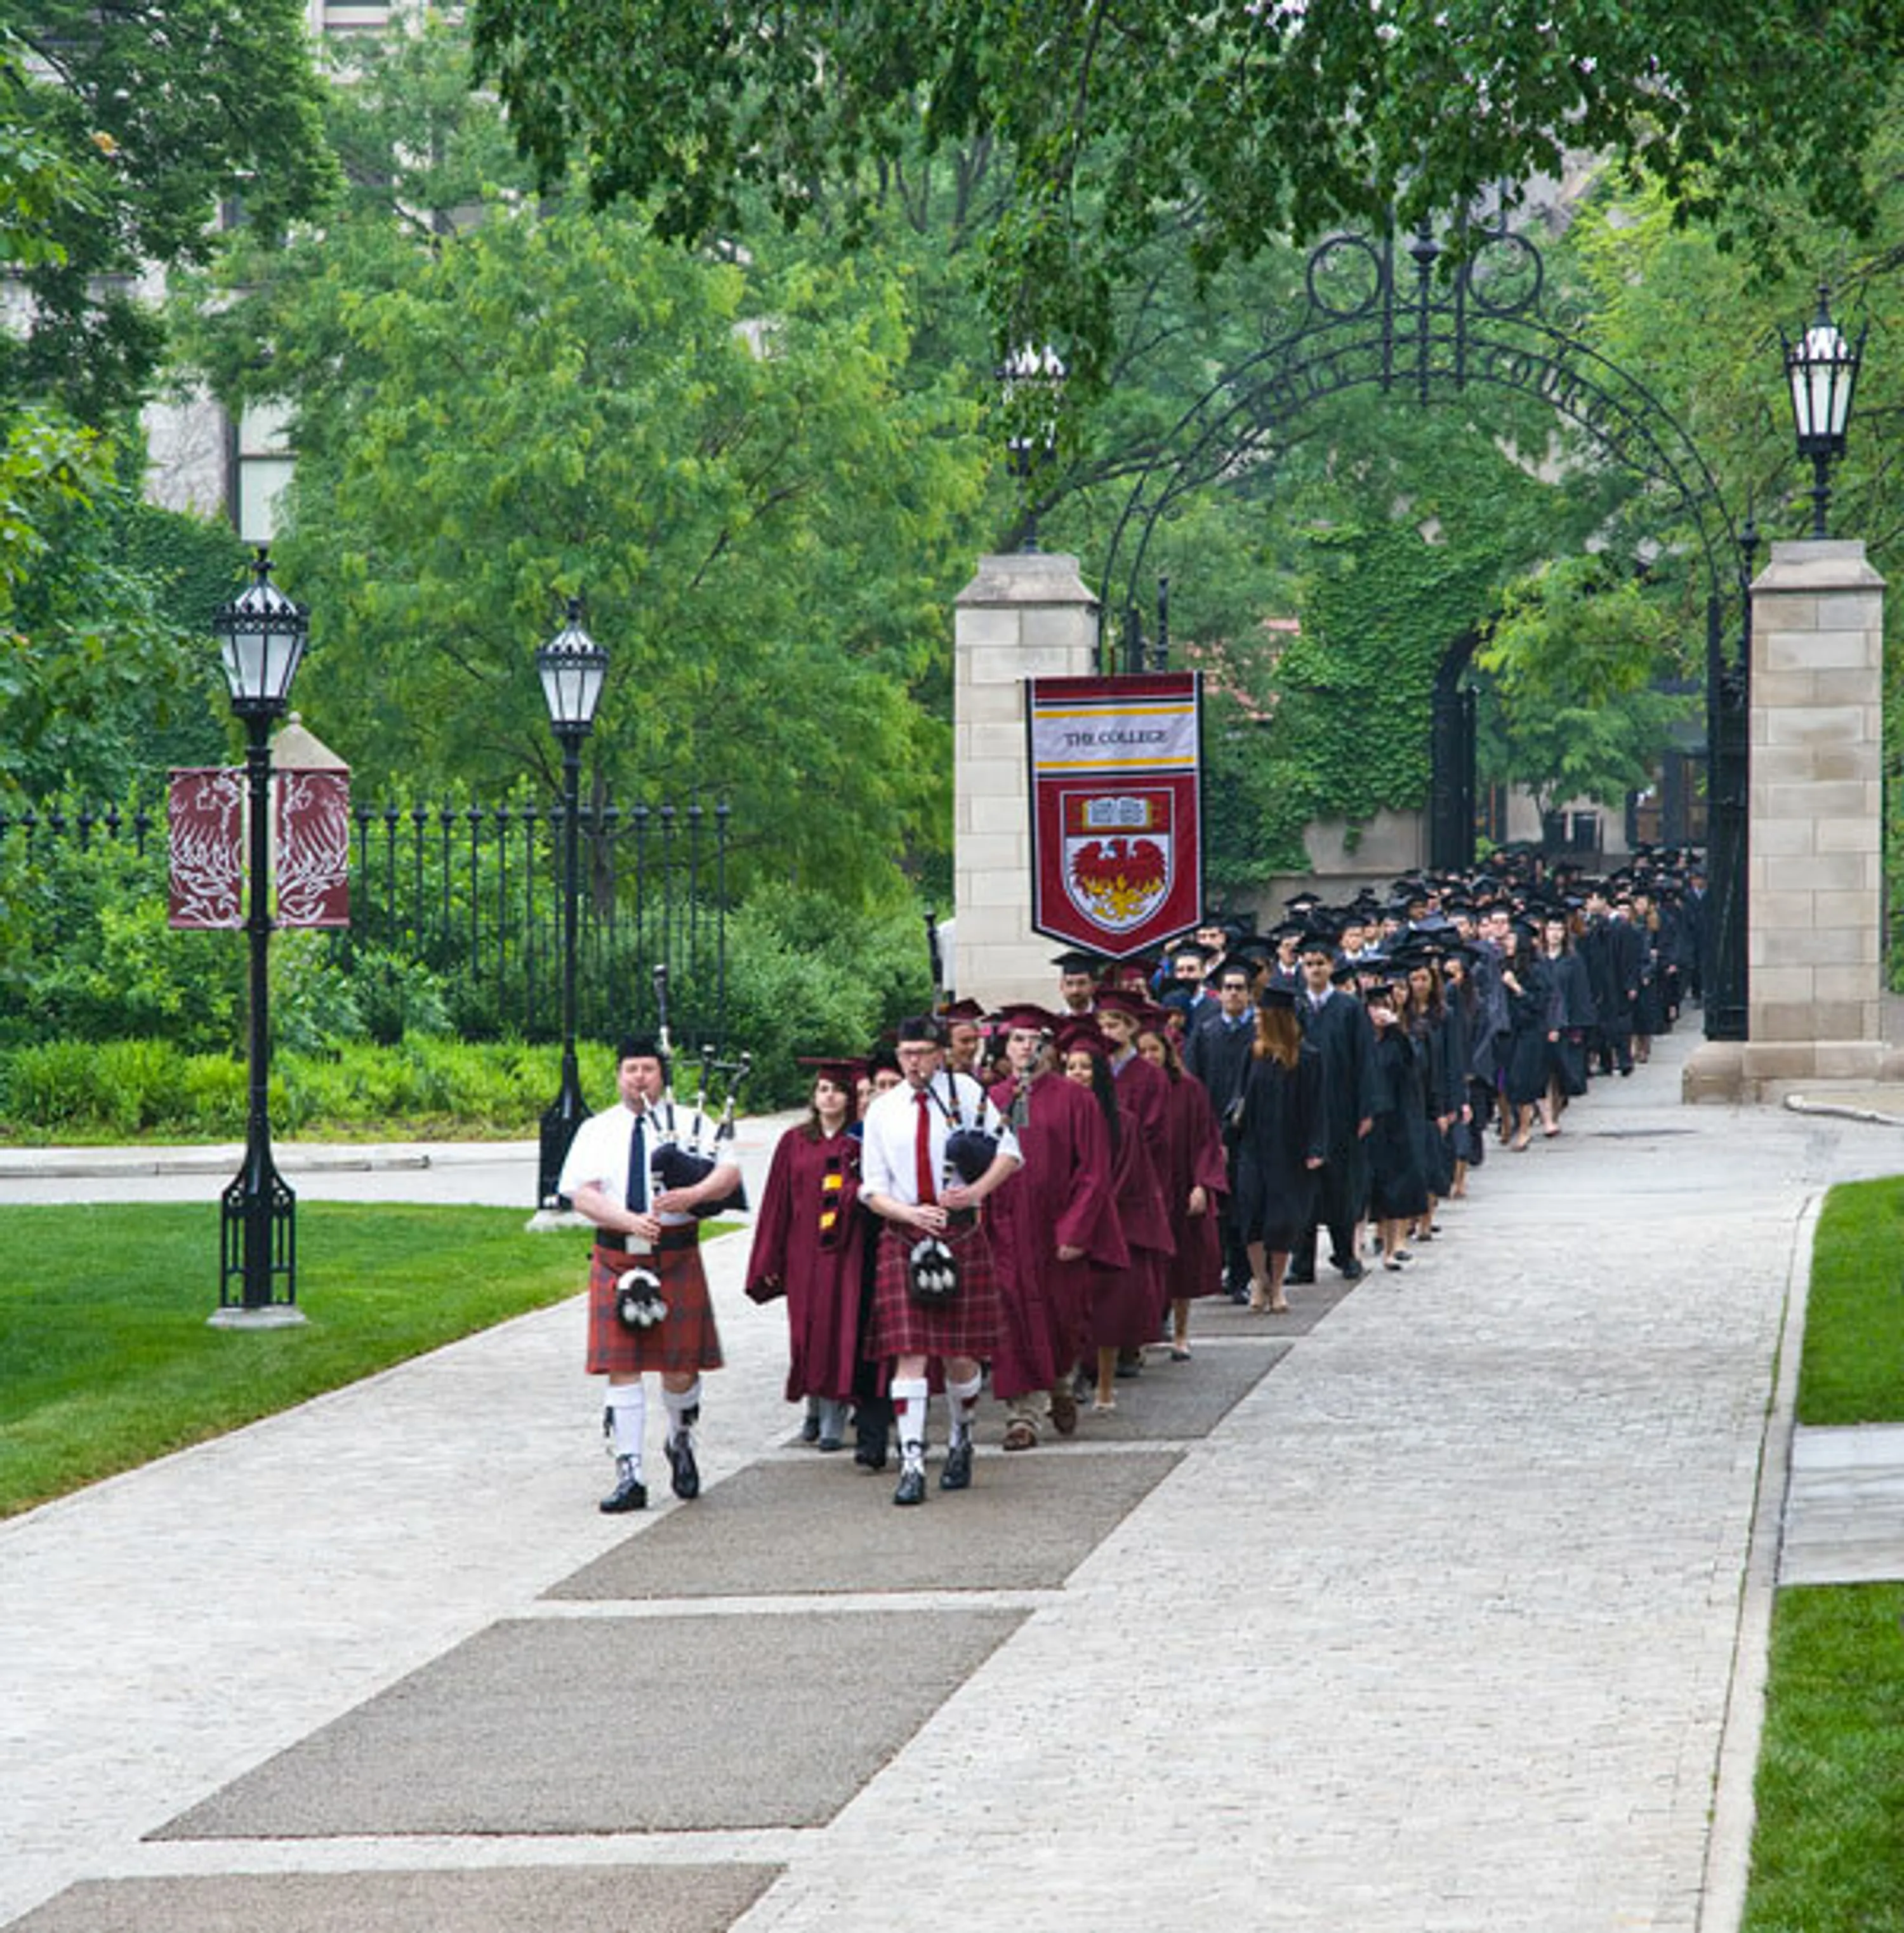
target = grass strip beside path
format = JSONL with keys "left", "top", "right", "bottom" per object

{"left": 1797, "top": 1175, "right": 1904, "bottom": 1428}
{"left": 0, "top": 1202, "right": 593, "bottom": 1518}
{"left": 1739, "top": 1175, "right": 1904, "bottom": 1929}
{"left": 1743, "top": 1584, "right": 1904, "bottom": 1933}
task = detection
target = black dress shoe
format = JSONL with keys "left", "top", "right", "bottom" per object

{"left": 1339, "top": 1258, "right": 1366, "bottom": 1282}
{"left": 940, "top": 1440, "right": 973, "bottom": 1491}
{"left": 799, "top": 1412, "right": 821, "bottom": 1444}
{"left": 1284, "top": 1269, "right": 1316, "bottom": 1285}
{"left": 894, "top": 1466, "right": 927, "bottom": 1506}
{"left": 600, "top": 1460, "right": 647, "bottom": 1513}
{"left": 664, "top": 1431, "right": 700, "bottom": 1501}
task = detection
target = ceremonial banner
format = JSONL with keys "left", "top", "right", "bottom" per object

{"left": 167, "top": 767, "right": 245, "bottom": 929}
{"left": 275, "top": 766, "right": 350, "bottom": 929}
{"left": 1026, "top": 672, "right": 1203, "bottom": 959}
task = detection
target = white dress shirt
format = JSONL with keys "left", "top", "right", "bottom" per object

{"left": 859, "top": 1071, "right": 1021, "bottom": 1207}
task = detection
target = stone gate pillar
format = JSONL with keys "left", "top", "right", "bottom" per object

{"left": 953, "top": 551, "right": 1099, "bottom": 1010}
{"left": 1686, "top": 537, "right": 1900, "bottom": 1099}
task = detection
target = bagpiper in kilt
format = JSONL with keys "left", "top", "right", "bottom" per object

{"left": 857, "top": 1014, "right": 1022, "bottom": 1508}
{"left": 559, "top": 1035, "right": 741, "bottom": 1517}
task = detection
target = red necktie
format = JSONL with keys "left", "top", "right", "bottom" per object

{"left": 914, "top": 1088, "right": 937, "bottom": 1206}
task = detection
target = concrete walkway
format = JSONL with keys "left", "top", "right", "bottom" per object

{"left": 3, "top": 1030, "right": 1902, "bottom": 1933}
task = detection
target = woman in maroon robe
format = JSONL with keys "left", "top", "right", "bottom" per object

{"left": 744, "top": 1063, "right": 868, "bottom": 1449}
{"left": 1059, "top": 1022, "right": 1174, "bottom": 1414}
{"left": 986, "top": 1007, "right": 1128, "bottom": 1449}
{"left": 1137, "top": 1021, "right": 1229, "bottom": 1358}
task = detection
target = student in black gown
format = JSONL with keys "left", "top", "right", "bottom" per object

{"left": 1289, "top": 934, "right": 1377, "bottom": 1285}
{"left": 1363, "top": 972, "right": 1429, "bottom": 1270}
{"left": 1229, "top": 984, "right": 1327, "bottom": 1313}
{"left": 1500, "top": 926, "right": 1554, "bottom": 1151}
{"left": 1538, "top": 913, "right": 1597, "bottom": 1133}
{"left": 1438, "top": 947, "right": 1483, "bottom": 1199}
{"left": 1401, "top": 955, "right": 1457, "bottom": 1240}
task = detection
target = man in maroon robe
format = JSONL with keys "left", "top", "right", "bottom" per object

{"left": 984, "top": 1007, "right": 1128, "bottom": 1449}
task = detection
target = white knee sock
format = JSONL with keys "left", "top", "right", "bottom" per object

{"left": 663, "top": 1378, "right": 701, "bottom": 1444}
{"left": 946, "top": 1371, "right": 983, "bottom": 1449}
{"left": 607, "top": 1384, "right": 645, "bottom": 1467}
{"left": 891, "top": 1376, "right": 930, "bottom": 1471}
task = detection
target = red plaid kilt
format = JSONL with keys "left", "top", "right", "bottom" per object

{"left": 864, "top": 1216, "right": 1002, "bottom": 1362}
{"left": 585, "top": 1239, "right": 724, "bottom": 1376}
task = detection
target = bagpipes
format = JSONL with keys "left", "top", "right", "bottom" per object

{"left": 931, "top": 1068, "right": 1003, "bottom": 1186}
{"left": 647, "top": 962, "right": 751, "bottom": 1219}
{"left": 905, "top": 1067, "right": 1006, "bottom": 1308}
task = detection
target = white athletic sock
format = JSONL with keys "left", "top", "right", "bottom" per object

{"left": 607, "top": 1384, "right": 646, "bottom": 1467}
{"left": 892, "top": 1376, "right": 930, "bottom": 1471}
{"left": 663, "top": 1378, "right": 701, "bottom": 1443}
{"left": 946, "top": 1371, "right": 983, "bottom": 1449}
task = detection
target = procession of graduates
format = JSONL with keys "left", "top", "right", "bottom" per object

{"left": 743, "top": 847, "right": 1707, "bottom": 1506}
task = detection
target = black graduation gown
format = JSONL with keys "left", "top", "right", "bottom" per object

{"left": 1230, "top": 1044, "right": 1328, "bottom": 1251}
{"left": 1184, "top": 1009, "right": 1255, "bottom": 1121}
{"left": 1634, "top": 923, "right": 1667, "bottom": 1036}
{"left": 1543, "top": 948, "right": 1596, "bottom": 1098}
{"left": 1366, "top": 1030, "right": 1429, "bottom": 1221}
{"left": 1297, "top": 990, "right": 1379, "bottom": 1234}
{"left": 1504, "top": 957, "right": 1552, "bottom": 1107}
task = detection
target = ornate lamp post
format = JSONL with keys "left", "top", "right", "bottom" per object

{"left": 999, "top": 342, "right": 1066, "bottom": 550}
{"left": 1782, "top": 284, "right": 1865, "bottom": 538}
{"left": 212, "top": 548, "right": 308, "bottom": 1325}
{"left": 534, "top": 597, "right": 609, "bottom": 1213}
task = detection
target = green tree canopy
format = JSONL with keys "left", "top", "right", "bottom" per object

{"left": 468, "top": 0, "right": 1904, "bottom": 393}
{"left": 175, "top": 20, "right": 994, "bottom": 901}
{"left": 4, "top": 1, "right": 336, "bottom": 420}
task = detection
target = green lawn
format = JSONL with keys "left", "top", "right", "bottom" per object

{"left": 1740, "top": 1174, "right": 1904, "bottom": 1929}
{"left": 0, "top": 1201, "right": 593, "bottom": 1518}
{"left": 1796, "top": 1175, "right": 1904, "bottom": 1426}
{"left": 1744, "top": 1584, "right": 1904, "bottom": 1933}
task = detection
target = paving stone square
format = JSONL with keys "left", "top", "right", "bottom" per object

{"left": 548, "top": 1451, "right": 1182, "bottom": 1598}
{"left": 152, "top": 1611, "right": 1026, "bottom": 1839}
{"left": 1045, "top": 1339, "right": 1290, "bottom": 1442}
{"left": 5, "top": 1866, "right": 781, "bottom": 1933}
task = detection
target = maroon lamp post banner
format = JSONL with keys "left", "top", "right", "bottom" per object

{"left": 274, "top": 766, "right": 350, "bottom": 929}
{"left": 167, "top": 767, "right": 246, "bottom": 929}
{"left": 168, "top": 764, "right": 350, "bottom": 932}
{"left": 1026, "top": 671, "right": 1203, "bottom": 959}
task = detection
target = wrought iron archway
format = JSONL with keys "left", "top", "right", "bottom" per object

{"left": 1097, "top": 217, "right": 1750, "bottom": 1041}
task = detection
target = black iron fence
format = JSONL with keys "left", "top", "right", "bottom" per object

{"left": 0, "top": 790, "right": 737, "bottom": 1050}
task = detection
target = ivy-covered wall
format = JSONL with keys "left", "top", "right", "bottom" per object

{"left": 1203, "top": 519, "right": 1518, "bottom": 885}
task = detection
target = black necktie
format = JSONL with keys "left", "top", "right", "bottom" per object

{"left": 625, "top": 1116, "right": 648, "bottom": 1214}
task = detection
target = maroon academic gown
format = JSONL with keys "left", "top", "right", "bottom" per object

{"left": 1092, "top": 1053, "right": 1175, "bottom": 1350}
{"left": 986, "top": 1071, "right": 1128, "bottom": 1397}
{"left": 1156, "top": 1068, "right": 1229, "bottom": 1309}
{"left": 744, "top": 1124, "right": 868, "bottom": 1404}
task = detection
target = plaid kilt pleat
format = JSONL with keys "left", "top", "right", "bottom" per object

{"left": 586, "top": 1241, "right": 724, "bottom": 1376}
{"left": 864, "top": 1217, "right": 1002, "bottom": 1362}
